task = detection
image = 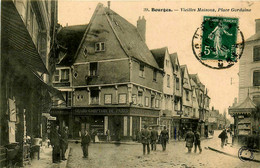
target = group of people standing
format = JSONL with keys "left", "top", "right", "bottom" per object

{"left": 50, "top": 125, "right": 69, "bottom": 163}
{"left": 185, "top": 128, "right": 202, "bottom": 153}
{"left": 140, "top": 125, "right": 169, "bottom": 155}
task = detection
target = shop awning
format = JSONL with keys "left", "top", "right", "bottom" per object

{"left": 2, "top": 1, "right": 49, "bottom": 74}
{"left": 32, "top": 71, "right": 65, "bottom": 102}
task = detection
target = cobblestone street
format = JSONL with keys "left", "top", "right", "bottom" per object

{"left": 67, "top": 131, "right": 260, "bottom": 168}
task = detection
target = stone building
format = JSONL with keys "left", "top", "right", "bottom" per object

{"left": 1, "top": 0, "right": 60, "bottom": 166}
{"left": 51, "top": 4, "right": 164, "bottom": 141}
{"left": 229, "top": 19, "right": 260, "bottom": 146}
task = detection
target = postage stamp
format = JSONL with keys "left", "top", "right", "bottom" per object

{"left": 192, "top": 16, "right": 244, "bottom": 69}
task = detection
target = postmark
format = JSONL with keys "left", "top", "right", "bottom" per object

{"left": 192, "top": 16, "right": 244, "bottom": 69}
{"left": 238, "top": 146, "right": 254, "bottom": 162}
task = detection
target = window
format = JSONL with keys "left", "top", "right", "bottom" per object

{"left": 119, "top": 94, "right": 127, "bottom": 104}
{"left": 185, "top": 90, "right": 190, "bottom": 101}
{"left": 151, "top": 95, "right": 155, "bottom": 108}
{"left": 253, "top": 95, "right": 260, "bottom": 105}
{"left": 145, "top": 97, "right": 149, "bottom": 107}
{"left": 253, "top": 45, "right": 260, "bottom": 62}
{"left": 73, "top": 71, "right": 78, "bottom": 78}
{"left": 253, "top": 70, "right": 260, "bottom": 86}
{"left": 67, "top": 92, "right": 72, "bottom": 107}
{"left": 104, "top": 94, "right": 112, "bottom": 104}
{"left": 139, "top": 64, "right": 145, "bottom": 77}
{"left": 54, "top": 70, "right": 59, "bottom": 82}
{"left": 176, "top": 64, "right": 179, "bottom": 71}
{"left": 95, "top": 42, "right": 105, "bottom": 52}
{"left": 61, "top": 69, "right": 70, "bottom": 81}
{"left": 132, "top": 94, "right": 137, "bottom": 105}
{"left": 176, "top": 77, "right": 180, "bottom": 90}
{"left": 53, "top": 68, "right": 70, "bottom": 82}
{"left": 167, "top": 74, "right": 170, "bottom": 87}
{"left": 183, "top": 78, "right": 188, "bottom": 84}
{"left": 153, "top": 69, "right": 157, "bottom": 81}
{"left": 137, "top": 91, "right": 143, "bottom": 105}
{"left": 90, "top": 62, "right": 98, "bottom": 76}
{"left": 90, "top": 90, "right": 99, "bottom": 104}
{"left": 155, "top": 99, "right": 159, "bottom": 108}
{"left": 166, "top": 60, "right": 170, "bottom": 67}
{"left": 84, "top": 48, "right": 88, "bottom": 56}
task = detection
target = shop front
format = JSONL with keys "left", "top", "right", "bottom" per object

{"left": 54, "top": 107, "right": 159, "bottom": 141}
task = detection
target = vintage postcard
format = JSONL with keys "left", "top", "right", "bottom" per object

{"left": 1, "top": 0, "right": 260, "bottom": 168}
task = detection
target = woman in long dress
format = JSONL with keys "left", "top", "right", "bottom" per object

{"left": 208, "top": 20, "right": 233, "bottom": 58}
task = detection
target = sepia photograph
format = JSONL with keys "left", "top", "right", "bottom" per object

{"left": 1, "top": 0, "right": 260, "bottom": 167}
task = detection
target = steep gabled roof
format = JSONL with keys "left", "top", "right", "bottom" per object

{"left": 150, "top": 47, "right": 167, "bottom": 69}
{"left": 74, "top": 3, "right": 160, "bottom": 69}
{"left": 190, "top": 78, "right": 198, "bottom": 87}
{"left": 190, "top": 74, "right": 201, "bottom": 85}
{"left": 56, "top": 24, "right": 88, "bottom": 65}
{"left": 169, "top": 52, "right": 180, "bottom": 71}
{"left": 180, "top": 65, "right": 192, "bottom": 90}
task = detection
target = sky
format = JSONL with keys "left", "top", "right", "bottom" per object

{"left": 58, "top": 1, "right": 260, "bottom": 119}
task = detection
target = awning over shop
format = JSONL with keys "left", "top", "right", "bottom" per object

{"left": 229, "top": 96, "right": 256, "bottom": 116}
{"left": 2, "top": 1, "right": 49, "bottom": 74}
{"left": 32, "top": 71, "right": 65, "bottom": 102}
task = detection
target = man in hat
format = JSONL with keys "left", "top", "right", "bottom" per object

{"left": 51, "top": 125, "right": 61, "bottom": 163}
{"left": 60, "top": 126, "right": 68, "bottom": 160}
{"left": 194, "top": 129, "right": 202, "bottom": 153}
{"left": 218, "top": 129, "right": 228, "bottom": 148}
{"left": 160, "top": 126, "right": 169, "bottom": 151}
{"left": 81, "top": 130, "right": 91, "bottom": 158}
{"left": 185, "top": 128, "right": 194, "bottom": 153}
{"left": 150, "top": 127, "right": 159, "bottom": 151}
{"left": 141, "top": 125, "right": 151, "bottom": 155}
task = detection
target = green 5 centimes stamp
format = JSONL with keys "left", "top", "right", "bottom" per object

{"left": 201, "top": 16, "right": 238, "bottom": 61}
{"left": 192, "top": 16, "right": 244, "bottom": 69}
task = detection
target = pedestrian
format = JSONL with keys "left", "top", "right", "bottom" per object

{"left": 141, "top": 125, "right": 150, "bottom": 155}
{"left": 91, "top": 129, "right": 97, "bottom": 143}
{"left": 60, "top": 126, "right": 68, "bottom": 160}
{"left": 160, "top": 126, "right": 169, "bottom": 151}
{"left": 185, "top": 128, "right": 194, "bottom": 153}
{"left": 81, "top": 130, "right": 91, "bottom": 158}
{"left": 218, "top": 129, "right": 228, "bottom": 148}
{"left": 50, "top": 125, "right": 61, "bottom": 163}
{"left": 150, "top": 127, "right": 158, "bottom": 151}
{"left": 194, "top": 129, "right": 202, "bottom": 153}
{"left": 106, "top": 129, "right": 111, "bottom": 142}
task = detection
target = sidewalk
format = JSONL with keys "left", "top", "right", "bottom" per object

{"left": 25, "top": 145, "right": 70, "bottom": 168}
{"left": 208, "top": 144, "right": 260, "bottom": 163}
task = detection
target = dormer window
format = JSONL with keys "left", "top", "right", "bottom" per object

{"left": 95, "top": 42, "right": 105, "bottom": 52}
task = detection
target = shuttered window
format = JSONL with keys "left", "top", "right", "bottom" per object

{"left": 253, "top": 70, "right": 260, "bottom": 86}
{"left": 253, "top": 45, "right": 260, "bottom": 62}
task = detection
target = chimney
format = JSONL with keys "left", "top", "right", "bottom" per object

{"left": 137, "top": 16, "right": 146, "bottom": 42}
{"left": 256, "top": 19, "right": 260, "bottom": 33}
{"left": 108, "top": 1, "right": 110, "bottom": 9}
